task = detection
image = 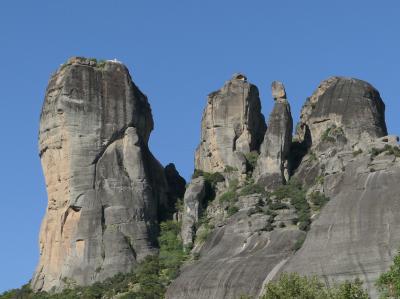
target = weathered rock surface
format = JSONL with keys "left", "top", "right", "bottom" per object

{"left": 169, "top": 76, "right": 397, "bottom": 299}
{"left": 283, "top": 150, "right": 400, "bottom": 299}
{"left": 195, "top": 73, "right": 266, "bottom": 174}
{"left": 283, "top": 77, "right": 397, "bottom": 298}
{"left": 296, "top": 77, "right": 387, "bottom": 149}
{"left": 167, "top": 208, "right": 304, "bottom": 299}
{"left": 253, "top": 81, "right": 293, "bottom": 189}
{"left": 32, "top": 57, "right": 172, "bottom": 292}
{"left": 181, "top": 177, "right": 206, "bottom": 247}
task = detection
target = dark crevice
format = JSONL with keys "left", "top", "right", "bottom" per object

{"left": 288, "top": 125, "right": 312, "bottom": 177}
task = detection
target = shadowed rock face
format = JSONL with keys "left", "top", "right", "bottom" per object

{"left": 181, "top": 177, "right": 206, "bottom": 247}
{"left": 32, "top": 57, "right": 170, "bottom": 292}
{"left": 253, "top": 81, "right": 293, "bottom": 189}
{"left": 195, "top": 74, "right": 266, "bottom": 174}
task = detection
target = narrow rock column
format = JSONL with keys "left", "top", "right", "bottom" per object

{"left": 253, "top": 81, "right": 293, "bottom": 189}
{"left": 181, "top": 177, "right": 206, "bottom": 247}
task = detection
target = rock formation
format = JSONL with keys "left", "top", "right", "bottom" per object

{"left": 282, "top": 77, "right": 398, "bottom": 298}
{"left": 295, "top": 76, "right": 387, "bottom": 150}
{"left": 168, "top": 76, "right": 399, "bottom": 299}
{"left": 32, "top": 57, "right": 176, "bottom": 292}
{"left": 181, "top": 177, "right": 206, "bottom": 247}
{"left": 167, "top": 207, "right": 303, "bottom": 299}
{"left": 195, "top": 73, "right": 266, "bottom": 174}
{"left": 253, "top": 81, "right": 293, "bottom": 189}
{"left": 167, "top": 80, "right": 301, "bottom": 299}
{"left": 31, "top": 62, "right": 400, "bottom": 299}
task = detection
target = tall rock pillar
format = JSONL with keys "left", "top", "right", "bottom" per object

{"left": 253, "top": 81, "right": 293, "bottom": 189}
{"left": 195, "top": 73, "right": 266, "bottom": 174}
{"left": 32, "top": 57, "right": 170, "bottom": 292}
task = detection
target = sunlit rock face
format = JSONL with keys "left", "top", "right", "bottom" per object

{"left": 195, "top": 73, "right": 266, "bottom": 174}
{"left": 32, "top": 57, "right": 170, "bottom": 292}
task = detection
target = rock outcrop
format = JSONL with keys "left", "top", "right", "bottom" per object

{"left": 295, "top": 77, "right": 387, "bottom": 150}
{"left": 283, "top": 137, "right": 400, "bottom": 298}
{"left": 167, "top": 200, "right": 304, "bottom": 299}
{"left": 168, "top": 76, "right": 398, "bottom": 299}
{"left": 32, "top": 57, "right": 174, "bottom": 292}
{"left": 253, "top": 81, "right": 293, "bottom": 189}
{"left": 181, "top": 177, "right": 206, "bottom": 247}
{"left": 195, "top": 73, "right": 266, "bottom": 174}
{"left": 283, "top": 77, "right": 396, "bottom": 298}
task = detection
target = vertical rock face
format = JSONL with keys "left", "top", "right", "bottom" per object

{"left": 253, "top": 81, "right": 293, "bottom": 188}
{"left": 296, "top": 76, "right": 387, "bottom": 149}
{"left": 181, "top": 177, "right": 206, "bottom": 247}
{"left": 195, "top": 73, "right": 266, "bottom": 173}
{"left": 32, "top": 57, "right": 171, "bottom": 292}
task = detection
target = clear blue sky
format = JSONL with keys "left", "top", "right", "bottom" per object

{"left": 1, "top": 0, "right": 399, "bottom": 293}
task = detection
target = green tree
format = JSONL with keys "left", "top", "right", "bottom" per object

{"left": 262, "top": 272, "right": 369, "bottom": 299}
{"left": 376, "top": 250, "right": 400, "bottom": 298}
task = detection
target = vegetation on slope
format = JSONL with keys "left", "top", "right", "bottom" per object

{"left": 376, "top": 249, "right": 400, "bottom": 298}
{"left": 260, "top": 272, "right": 369, "bottom": 299}
{"left": 272, "top": 179, "right": 311, "bottom": 231}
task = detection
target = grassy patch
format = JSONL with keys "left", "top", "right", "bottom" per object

{"left": 321, "top": 124, "right": 345, "bottom": 143}
{"left": 309, "top": 191, "right": 330, "bottom": 210}
{"left": 371, "top": 144, "right": 400, "bottom": 158}
{"left": 239, "top": 183, "right": 265, "bottom": 196}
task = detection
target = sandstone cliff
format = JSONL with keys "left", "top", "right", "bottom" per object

{"left": 32, "top": 57, "right": 180, "bottom": 292}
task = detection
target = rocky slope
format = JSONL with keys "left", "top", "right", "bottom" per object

{"left": 32, "top": 57, "right": 184, "bottom": 292}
